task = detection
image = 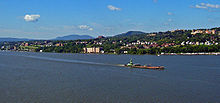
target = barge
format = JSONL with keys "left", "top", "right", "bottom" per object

{"left": 123, "top": 59, "right": 165, "bottom": 70}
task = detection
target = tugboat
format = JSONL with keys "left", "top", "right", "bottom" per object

{"left": 124, "top": 59, "right": 165, "bottom": 70}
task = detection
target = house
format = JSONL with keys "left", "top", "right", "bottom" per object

{"left": 191, "top": 30, "right": 204, "bottom": 35}
{"left": 147, "top": 34, "right": 156, "bottom": 37}
{"left": 55, "top": 43, "right": 64, "bottom": 47}
{"left": 211, "top": 30, "right": 216, "bottom": 34}
{"left": 123, "top": 51, "right": 128, "bottom": 54}
{"left": 205, "top": 30, "right": 211, "bottom": 34}
{"left": 24, "top": 43, "right": 29, "bottom": 46}
{"left": 143, "top": 45, "right": 150, "bottom": 49}
{"left": 13, "top": 46, "right": 17, "bottom": 50}
{"left": 181, "top": 42, "right": 185, "bottom": 46}
{"left": 205, "top": 41, "right": 211, "bottom": 45}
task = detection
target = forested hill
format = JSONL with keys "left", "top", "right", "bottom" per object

{"left": 115, "top": 31, "right": 146, "bottom": 37}
{"left": 1, "top": 27, "right": 220, "bottom": 55}
{"left": 53, "top": 34, "right": 94, "bottom": 40}
{"left": 108, "top": 27, "right": 220, "bottom": 44}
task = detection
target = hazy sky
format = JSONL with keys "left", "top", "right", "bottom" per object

{"left": 0, "top": 0, "right": 219, "bottom": 39}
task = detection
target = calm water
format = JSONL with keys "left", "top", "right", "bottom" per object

{"left": 0, "top": 51, "right": 219, "bottom": 103}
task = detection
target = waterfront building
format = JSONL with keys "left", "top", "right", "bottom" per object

{"left": 124, "top": 51, "right": 128, "bottom": 54}
{"left": 83, "top": 47, "right": 103, "bottom": 53}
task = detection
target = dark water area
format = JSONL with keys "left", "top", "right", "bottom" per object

{"left": 0, "top": 51, "right": 219, "bottom": 103}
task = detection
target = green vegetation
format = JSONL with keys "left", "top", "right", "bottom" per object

{"left": 40, "top": 43, "right": 85, "bottom": 53}
{"left": 1, "top": 27, "right": 220, "bottom": 55}
{"left": 39, "top": 29, "right": 220, "bottom": 54}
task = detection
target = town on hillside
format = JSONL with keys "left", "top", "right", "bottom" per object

{"left": 1, "top": 27, "right": 220, "bottom": 55}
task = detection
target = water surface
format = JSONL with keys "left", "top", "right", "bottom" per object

{"left": 0, "top": 51, "right": 219, "bottom": 103}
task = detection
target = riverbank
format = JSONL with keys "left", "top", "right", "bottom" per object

{"left": 1, "top": 50, "right": 220, "bottom": 56}
{"left": 161, "top": 52, "right": 220, "bottom": 55}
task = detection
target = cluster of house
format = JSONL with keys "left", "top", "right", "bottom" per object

{"left": 19, "top": 41, "right": 55, "bottom": 47}
{"left": 191, "top": 29, "right": 219, "bottom": 35}
{"left": 181, "top": 41, "right": 219, "bottom": 46}
{"left": 1, "top": 41, "right": 56, "bottom": 51}
{"left": 121, "top": 41, "right": 173, "bottom": 49}
{"left": 83, "top": 39, "right": 220, "bottom": 54}
{"left": 1, "top": 30, "right": 220, "bottom": 53}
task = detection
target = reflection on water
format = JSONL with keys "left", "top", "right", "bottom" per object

{"left": 0, "top": 51, "right": 219, "bottom": 103}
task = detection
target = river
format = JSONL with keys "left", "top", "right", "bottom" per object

{"left": 0, "top": 51, "right": 219, "bottom": 103}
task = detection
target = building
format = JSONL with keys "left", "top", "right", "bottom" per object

{"left": 123, "top": 51, "right": 128, "bottom": 54}
{"left": 191, "top": 29, "right": 217, "bottom": 35}
{"left": 83, "top": 47, "right": 103, "bottom": 53}
{"left": 211, "top": 30, "right": 216, "bottom": 34}
{"left": 13, "top": 46, "right": 17, "bottom": 50}
{"left": 205, "top": 30, "right": 211, "bottom": 34}
{"left": 147, "top": 34, "right": 156, "bottom": 37}
{"left": 24, "top": 43, "right": 29, "bottom": 46}
{"left": 143, "top": 45, "right": 150, "bottom": 49}
{"left": 191, "top": 30, "right": 204, "bottom": 35}
{"left": 55, "top": 43, "right": 64, "bottom": 47}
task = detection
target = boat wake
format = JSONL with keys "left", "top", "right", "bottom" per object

{"left": 0, "top": 52, "right": 118, "bottom": 67}
{"left": 27, "top": 55, "right": 118, "bottom": 67}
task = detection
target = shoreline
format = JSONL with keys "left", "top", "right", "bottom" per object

{"left": 1, "top": 50, "right": 220, "bottom": 56}
{"left": 160, "top": 52, "right": 220, "bottom": 55}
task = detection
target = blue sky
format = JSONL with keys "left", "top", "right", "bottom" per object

{"left": 0, "top": 0, "right": 219, "bottom": 39}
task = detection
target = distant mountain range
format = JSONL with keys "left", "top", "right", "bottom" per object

{"left": 53, "top": 34, "right": 94, "bottom": 40}
{"left": 115, "top": 31, "right": 146, "bottom": 37}
{"left": 0, "top": 34, "right": 94, "bottom": 42}
{"left": 0, "top": 38, "right": 31, "bottom": 42}
{"left": 0, "top": 31, "right": 147, "bottom": 42}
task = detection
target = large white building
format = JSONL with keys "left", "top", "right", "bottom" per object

{"left": 83, "top": 47, "right": 103, "bottom": 53}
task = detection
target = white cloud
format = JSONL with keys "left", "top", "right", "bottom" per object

{"left": 107, "top": 5, "right": 121, "bottom": 11}
{"left": 201, "top": 3, "right": 220, "bottom": 9}
{"left": 195, "top": 5, "right": 207, "bottom": 9}
{"left": 24, "top": 14, "right": 40, "bottom": 22}
{"left": 79, "top": 25, "right": 89, "bottom": 29}
{"left": 193, "top": 3, "right": 220, "bottom": 9}
{"left": 78, "top": 25, "right": 93, "bottom": 31}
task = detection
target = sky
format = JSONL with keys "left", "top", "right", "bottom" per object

{"left": 0, "top": 0, "right": 219, "bottom": 39}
